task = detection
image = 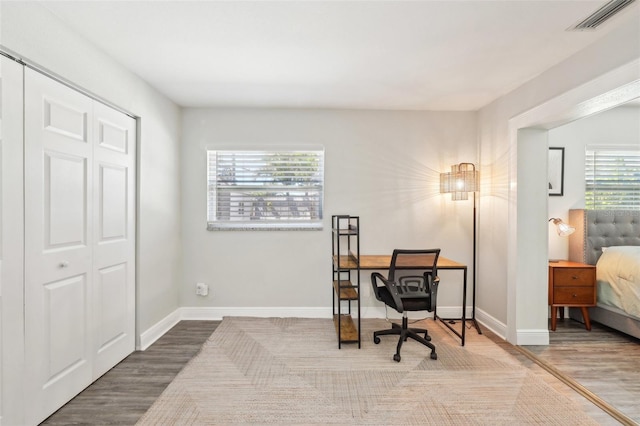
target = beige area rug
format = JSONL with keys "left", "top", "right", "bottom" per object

{"left": 137, "top": 317, "right": 604, "bottom": 425}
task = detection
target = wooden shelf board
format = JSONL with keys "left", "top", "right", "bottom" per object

{"left": 332, "top": 254, "right": 359, "bottom": 269}
{"left": 333, "top": 280, "right": 358, "bottom": 300}
{"left": 333, "top": 314, "right": 359, "bottom": 343}
{"left": 333, "top": 228, "right": 358, "bottom": 236}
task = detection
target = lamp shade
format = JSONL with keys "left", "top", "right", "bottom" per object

{"left": 440, "top": 163, "right": 478, "bottom": 200}
{"left": 549, "top": 218, "right": 575, "bottom": 236}
{"left": 439, "top": 171, "right": 454, "bottom": 193}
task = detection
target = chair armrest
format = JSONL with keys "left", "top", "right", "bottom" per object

{"left": 370, "top": 272, "right": 385, "bottom": 299}
{"left": 371, "top": 272, "right": 405, "bottom": 313}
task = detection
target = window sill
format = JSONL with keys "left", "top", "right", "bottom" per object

{"left": 207, "top": 221, "right": 323, "bottom": 231}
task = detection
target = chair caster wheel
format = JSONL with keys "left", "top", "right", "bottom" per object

{"left": 393, "top": 354, "right": 401, "bottom": 362}
{"left": 373, "top": 336, "right": 380, "bottom": 344}
{"left": 430, "top": 352, "right": 437, "bottom": 360}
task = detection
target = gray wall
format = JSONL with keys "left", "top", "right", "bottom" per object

{"left": 180, "top": 108, "right": 477, "bottom": 315}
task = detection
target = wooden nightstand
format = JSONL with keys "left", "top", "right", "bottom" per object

{"left": 548, "top": 261, "right": 596, "bottom": 331}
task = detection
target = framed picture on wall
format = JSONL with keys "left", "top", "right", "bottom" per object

{"left": 548, "top": 147, "right": 565, "bottom": 196}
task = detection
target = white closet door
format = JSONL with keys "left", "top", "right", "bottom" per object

{"left": 91, "top": 102, "right": 136, "bottom": 377}
{"left": 24, "top": 68, "right": 136, "bottom": 425}
{"left": 24, "top": 68, "right": 95, "bottom": 425}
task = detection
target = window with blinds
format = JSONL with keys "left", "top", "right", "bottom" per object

{"left": 207, "top": 147, "right": 324, "bottom": 230}
{"left": 585, "top": 146, "right": 640, "bottom": 210}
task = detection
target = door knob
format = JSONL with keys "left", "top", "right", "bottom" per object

{"left": 59, "top": 261, "right": 69, "bottom": 268}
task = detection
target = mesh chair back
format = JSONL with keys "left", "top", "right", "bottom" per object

{"left": 388, "top": 249, "right": 440, "bottom": 283}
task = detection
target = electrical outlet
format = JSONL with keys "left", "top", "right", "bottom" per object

{"left": 196, "top": 282, "right": 209, "bottom": 296}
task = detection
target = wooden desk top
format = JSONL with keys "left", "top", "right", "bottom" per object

{"left": 334, "top": 254, "right": 466, "bottom": 270}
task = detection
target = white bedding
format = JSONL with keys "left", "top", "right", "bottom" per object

{"left": 596, "top": 246, "right": 640, "bottom": 320}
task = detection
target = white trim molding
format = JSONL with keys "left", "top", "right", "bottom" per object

{"left": 476, "top": 308, "right": 507, "bottom": 340}
{"left": 514, "top": 329, "right": 550, "bottom": 346}
{"left": 138, "top": 310, "right": 181, "bottom": 351}
{"left": 507, "top": 59, "right": 640, "bottom": 345}
{"left": 138, "top": 305, "right": 487, "bottom": 350}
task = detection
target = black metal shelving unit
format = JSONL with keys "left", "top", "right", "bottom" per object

{"left": 331, "top": 215, "right": 361, "bottom": 348}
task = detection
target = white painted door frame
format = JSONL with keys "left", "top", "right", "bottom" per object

{"left": 0, "top": 54, "right": 26, "bottom": 426}
{"left": 507, "top": 60, "right": 640, "bottom": 345}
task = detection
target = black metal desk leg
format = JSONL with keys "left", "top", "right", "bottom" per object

{"left": 461, "top": 267, "right": 466, "bottom": 346}
{"left": 435, "top": 266, "right": 469, "bottom": 346}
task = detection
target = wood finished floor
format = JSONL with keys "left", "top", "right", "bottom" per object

{"left": 524, "top": 318, "right": 640, "bottom": 424}
{"left": 41, "top": 320, "right": 220, "bottom": 425}
{"left": 41, "top": 318, "right": 639, "bottom": 425}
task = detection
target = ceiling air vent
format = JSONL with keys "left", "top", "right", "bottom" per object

{"left": 568, "top": 0, "right": 636, "bottom": 31}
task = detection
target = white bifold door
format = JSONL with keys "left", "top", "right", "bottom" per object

{"left": 23, "top": 68, "right": 136, "bottom": 425}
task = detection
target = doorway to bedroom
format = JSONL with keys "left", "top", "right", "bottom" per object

{"left": 510, "top": 76, "right": 640, "bottom": 423}
{"left": 543, "top": 101, "right": 640, "bottom": 424}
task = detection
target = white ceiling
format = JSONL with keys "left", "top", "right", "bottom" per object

{"left": 39, "top": 0, "right": 640, "bottom": 111}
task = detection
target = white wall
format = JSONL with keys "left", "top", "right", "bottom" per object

{"left": 0, "top": 1, "right": 182, "bottom": 343}
{"left": 548, "top": 105, "right": 640, "bottom": 260}
{"left": 181, "top": 108, "right": 477, "bottom": 316}
{"left": 478, "top": 17, "right": 640, "bottom": 343}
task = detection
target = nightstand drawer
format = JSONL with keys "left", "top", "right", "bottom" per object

{"left": 553, "top": 286, "right": 595, "bottom": 305}
{"left": 552, "top": 268, "right": 595, "bottom": 287}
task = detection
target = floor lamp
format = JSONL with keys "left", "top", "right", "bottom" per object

{"left": 440, "top": 162, "right": 482, "bottom": 334}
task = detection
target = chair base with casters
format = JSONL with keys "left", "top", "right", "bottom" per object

{"left": 373, "top": 313, "right": 437, "bottom": 362}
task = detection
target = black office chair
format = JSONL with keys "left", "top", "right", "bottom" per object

{"left": 371, "top": 249, "right": 440, "bottom": 362}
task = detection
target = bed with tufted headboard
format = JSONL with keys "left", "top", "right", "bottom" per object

{"left": 568, "top": 209, "right": 640, "bottom": 339}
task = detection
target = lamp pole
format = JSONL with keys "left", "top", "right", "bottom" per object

{"left": 440, "top": 162, "right": 482, "bottom": 337}
{"left": 458, "top": 162, "right": 482, "bottom": 335}
{"left": 471, "top": 189, "right": 482, "bottom": 334}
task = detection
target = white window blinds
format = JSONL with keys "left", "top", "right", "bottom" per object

{"left": 585, "top": 146, "right": 640, "bottom": 210}
{"left": 207, "top": 148, "right": 324, "bottom": 230}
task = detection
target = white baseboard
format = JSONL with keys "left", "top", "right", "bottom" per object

{"left": 476, "top": 308, "right": 507, "bottom": 339}
{"left": 180, "top": 306, "right": 333, "bottom": 320}
{"left": 177, "top": 305, "right": 474, "bottom": 320}
{"left": 515, "top": 329, "right": 550, "bottom": 346}
{"left": 472, "top": 308, "right": 548, "bottom": 345}
{"left": 137, "top": 305, "right": 512, "bottom": 350}
{"left": 138, "top": 309, "right": 181, "bottom": 350}
{"left": 459, "top": 308, "right": 548, "bottom": 345}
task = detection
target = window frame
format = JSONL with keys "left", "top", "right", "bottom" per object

{"left": 206, "top": 146, "right": 325, "bottom": 231}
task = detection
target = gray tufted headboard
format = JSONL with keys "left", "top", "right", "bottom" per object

{"left": 568, "top": 209, "right": 640, "bottom": 265}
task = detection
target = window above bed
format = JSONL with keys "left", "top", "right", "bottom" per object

{"left": 585, "top": 146, "right": 639, "bottom": 210}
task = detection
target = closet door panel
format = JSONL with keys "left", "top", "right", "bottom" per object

{"left": 45, "top": 151, "right": 88, "bottom": 248}
{"left": 96, "top": 263, "right": 128, "bottom": 349}
{"left": 92, "top": 102, "right": 136, "bottom": 377}
{"left": 44, "top": 97, "right": 88, "bottom": 142}
{"left": 24, "top": 68, "right": 94, "bottom": 425}
{"left": 43, "top": 274, "right": 88, "bottom": 376}
{"left": 99, "top": 163, "right": 127, "bottom": 240}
